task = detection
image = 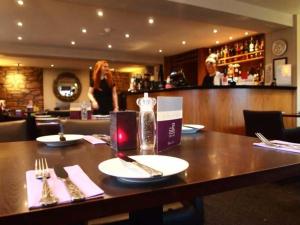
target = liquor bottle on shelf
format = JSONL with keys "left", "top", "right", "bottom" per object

{"left": 220, "top": 47, "right": 224, "bottom": 58}
{"left": 249, "top": 37, "right": 254, "bottom": 53}
{"left": 231, "top": 44, "right": 236, "bottom": 56}
{"left": 224, "top": 45, "right": 228, "bottom": 58}
{"left": 216, "top": 49, "right": 220, "bottom": 59}
{"left": 239, "top": 42, "right": 244, "bottom": 55}
{"left": 244, "top": 40, "right": 249, "bottom": 54}
{"left": 254, "top": 39, "right": 259, "bottom": 52}
{"left": 260, "top": 39, "right": 264, "bottom": 50}
{"left": 259, "top": 39, "right": 264, "bottom": 56}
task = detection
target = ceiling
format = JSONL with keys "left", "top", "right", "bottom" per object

{"left": 236, "top": 0, "right": 300, "bottom": 14}
{"left": 0, "top": 0, "right": 296, "bottom": 69}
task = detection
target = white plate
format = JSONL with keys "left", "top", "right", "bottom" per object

{"left": 35, "top": 117, "right": 59, "bottom": 121}
{"left": 98, "top": 155, "right": 189, "bottom": 183}
{"left": 36, "top": 134, "right": 84, "bottom": 147}
{"left": 92, "top": 115, "right": 110, "bottom": 119}
{"left": 182, "top": 124, "right": 205, "bottom": 134}
{"left": 34, "top": 115, "right": 51, "bottom": 118}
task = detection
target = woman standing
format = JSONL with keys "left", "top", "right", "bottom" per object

{"left": 88, "top": 60, "right": 119, "bottom": 115}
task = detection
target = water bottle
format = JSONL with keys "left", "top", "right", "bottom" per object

{"left": 81, "top": 101, "right": 88, "bottom": 120}
{"left": 136, "top": 93, "right": 156, "bottom": 154}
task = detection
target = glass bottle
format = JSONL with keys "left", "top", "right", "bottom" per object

{"left": 136, "top": 93, "right": 156, "bottom": 154}
{"left": 239, "top": 42, "right": 244, "bottom": 55}
{"left": 224, "top": 45, "right": 228, "bottom": 58}
{"left": 81, "top": 101, "right": 88, "bottom": 120}
{"left": 249, "top": 37, "right": 254, "bottom": 52}
{"left": 255, "top": 40, "right": 259, "bottom": 52}
{"left": 244, "top": 40, "right": 249, "bottom": 54}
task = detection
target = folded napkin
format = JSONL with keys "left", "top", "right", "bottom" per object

{"left": 26, "top": 165, "right": 104, "bottom": 209}
{"left": 83, "top": 135, "right": 106, "bottom": 144}
{"left": 253, "top": 140, "right": 300, "bottom": 154}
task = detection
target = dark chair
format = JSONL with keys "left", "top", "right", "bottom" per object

{"left": 243, "top": 110, "right": 300, "bottom": 143}
{"left": 0, "top": 120, "right": 28, "bottom": 142}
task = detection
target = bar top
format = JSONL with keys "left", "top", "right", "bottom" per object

{"left": 126, "top": 85, "right": 297, "bottom": 95}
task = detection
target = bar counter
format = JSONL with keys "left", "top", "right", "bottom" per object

{"left": 125, "top": 85, "right": 297, "bottom": 134}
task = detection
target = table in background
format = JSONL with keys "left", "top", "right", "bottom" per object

{"left": 282, "top": 113, "right": 300, "bottom": 117}
{"left": 1, "top": 131, "right": 300, "bottom": 225}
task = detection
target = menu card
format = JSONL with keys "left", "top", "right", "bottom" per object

{"left": 156, "top": 96, "right": 183, "bottom": 152}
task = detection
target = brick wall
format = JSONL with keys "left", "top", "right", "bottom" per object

{"left": 113, "top": 71, "right": 130, "bottom": 92}
{"left": 0, "top": 67, "right": 43, "bottom": 111}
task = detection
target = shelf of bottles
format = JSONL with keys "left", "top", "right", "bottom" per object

{"left": 211, "top": 35, "right": 265, "bottom": 67}
{"left": 210, "top": 34, "right": 265, "bottom": 85}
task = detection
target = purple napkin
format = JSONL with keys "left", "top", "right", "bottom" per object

{"left": 83, "top": 135, "right": 106, "bottom": 144}
{"left": 26, "top": 165, "right": 104, "bottom": 209}
{"left": 254, "top": 140, "right": 300, "bottom": 154}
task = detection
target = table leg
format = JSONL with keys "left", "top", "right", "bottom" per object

{"left": 129, "top": 206, "right": 163, "bottom": 225}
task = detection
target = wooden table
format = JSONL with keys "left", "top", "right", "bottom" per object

{"left": 282, "top": 113, "right": 300, "bottom": 117}
{"left": 1, "top": 131, "right": 300, "bottom": 225}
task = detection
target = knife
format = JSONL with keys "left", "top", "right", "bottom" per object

{"left": 54, "top": 166, "right": 85, "bottom": 201}
{"left": 116, "top": 152, "right": 163, "bottom": 177}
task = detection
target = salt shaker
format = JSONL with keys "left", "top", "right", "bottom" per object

{"left": 136, "top": 93, "right": 156, "bottom": 154}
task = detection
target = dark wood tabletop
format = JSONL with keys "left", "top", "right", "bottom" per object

{"left": 1, "top": 131, "right": 300, "bottom": 225}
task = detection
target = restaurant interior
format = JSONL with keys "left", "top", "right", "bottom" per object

{"left": 1, "top": 0, "right": 300, "bottom": 225}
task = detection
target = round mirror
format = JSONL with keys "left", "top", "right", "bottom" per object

{"left": 53, "top": 72, "right": 81, "bottom": 102}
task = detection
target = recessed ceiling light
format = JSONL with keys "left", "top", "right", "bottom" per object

{"left": 71, "top": 41, "right": 76, "bottom": 45}
{"left": 50, "top": 64, "right": 54, "bottom": 68}
{"left": 17, "top": 0, "right": 24, "bottom": 6}
{"left": 104, "top": 27, "right": 111, "bottom": 33}
{"left": 17, "top": 36, "right": 23, "bottom": 40}
{"left": 182, "top": 41, "right": 186, "bottom": 45}
{"left": 108, "top": 44, "right": 112, "bottom": 49}
{"left": 216, "top": 40, "right": 219, "bottom": 44}
{"left": 125, "top": 33, "right": 130, "bottom": 38}
{"left": 17, "top": 21, "right": 23, "bottom": 27}
{"left": 148, "top": 17, "right": 154, "bottom": 24}
{"left": 89, "top": 66, "right": 93, "bottom": 70}
{"left": 97, "top": 10, "right": 103, "bottom": 17}
{"left": 81, "top": 28, "right": 87, "bottom": 33}
{"left": 229, "top": 36, "right": 233, "bottom": 40}
{"left": 213, "top": 29, "right": 218, "bottom": 33}
{"left": 158, "top": 49, "right": 163, "bottom": 53}
{"left": 245, "top": 31, "right": 249, "bottom": 36}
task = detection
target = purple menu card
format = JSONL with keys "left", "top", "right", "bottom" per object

{"left": 156, "top": 96, "right": 183, "bottom": 152}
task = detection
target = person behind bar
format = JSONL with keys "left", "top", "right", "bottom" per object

{"left": 202, "top": 53, "right": 223, "bottom": 87}
{"left": 88, "top": 60, "right": 119, "bottom": 115}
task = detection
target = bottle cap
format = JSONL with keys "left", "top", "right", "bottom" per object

{"left": 136, "top": 92, "right": 156, "bottom": 111}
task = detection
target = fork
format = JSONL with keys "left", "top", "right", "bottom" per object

{"left": 255, "top": 132, "right": 300, "bottom": 150}
{"left": 35, "top": 158, "right": 58, "bottom": 206}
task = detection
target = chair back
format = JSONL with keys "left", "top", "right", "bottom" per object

{"left": 62, "top": 119, "right": 110, "bottom": 135}
{"left": 243, "top": 110, "right": 285, "bottom": 139}
{"left": 0, "top": 120, "right": 28, "bottom": 142}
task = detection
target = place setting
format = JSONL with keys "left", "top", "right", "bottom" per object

{"left": 36, "top": 133, "right": 84, "bottom": 147}
{"left": 26, "top": 158, "right": 104, "bottom": 209}
{"left": 98, "top": 95, "right": 189, "bottom": 184}
{"left": 98, "top": 151, "right": 189, "bottom": 183}
{"left": 181, "top": 124, "right": 205, "bottom": 134}
{"left": 36, "top": 121, "right": 84, "bottom": 147}
{"left": 254, "top": 132, "right": 300, "bottom": 154}
{"left": 91, "top": 114, "right": 110, "bottom": 120}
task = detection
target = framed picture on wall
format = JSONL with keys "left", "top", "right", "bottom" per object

{"left": 273, "top": 57, "right": 287, "bottom": 81}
